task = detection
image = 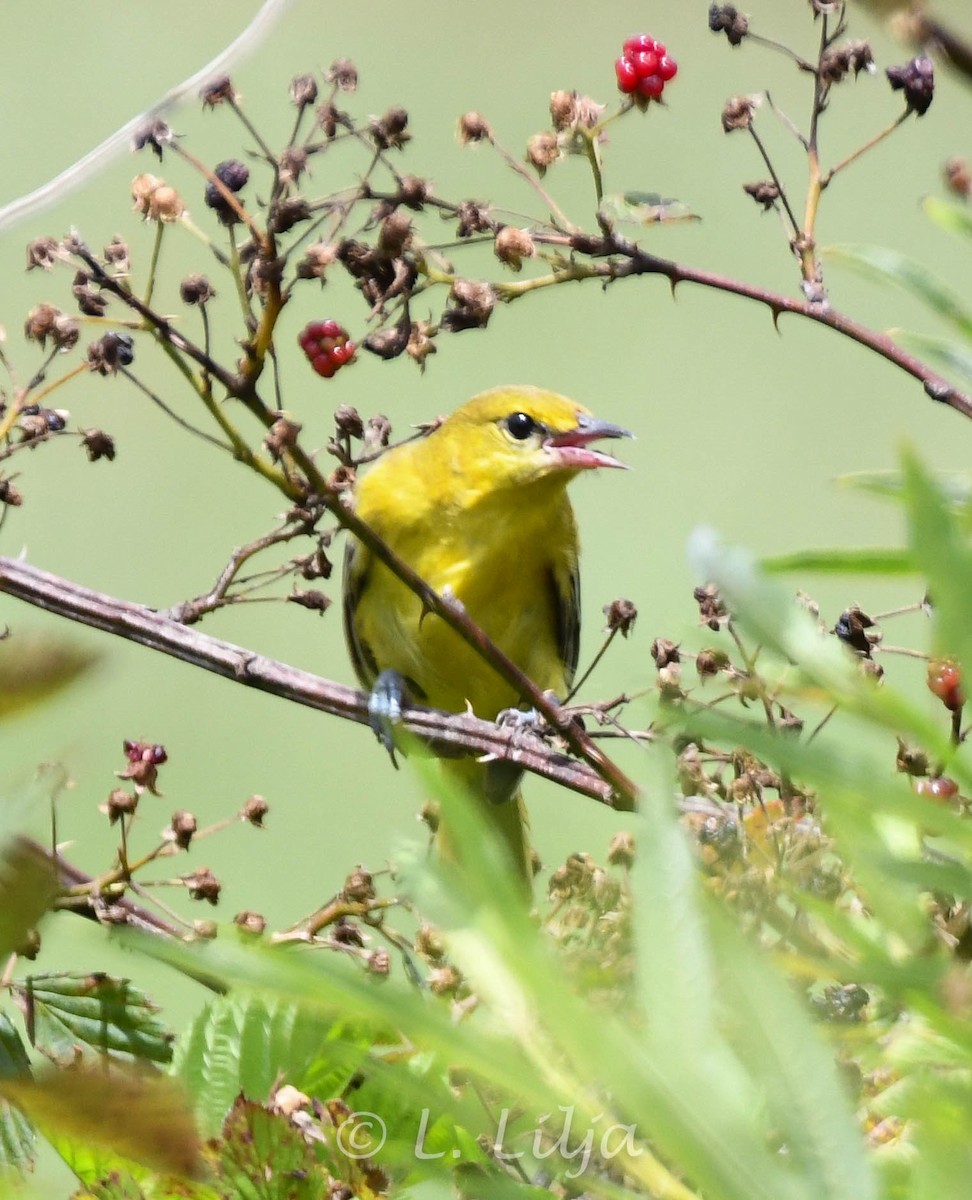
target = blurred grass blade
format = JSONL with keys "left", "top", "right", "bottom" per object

{"left": 762, "top": 547, "right": 915, "bottom": 574}
{"left": 827, "top": 243, "right": 972, "bottom": 338}
{"left": 0, "top": 633, "right": 99, "bottom": 722}
{"left": 0, "top": 1068, "right": 202, "bottom": 1180}
{"left": 0, "top": 839, "right": 58, "bottom": 958}
{"left": 891, "top": 328, "right": 972, "bottom": 386}
{"left": 922, "top": 195, "right": 972, "bottom": 241}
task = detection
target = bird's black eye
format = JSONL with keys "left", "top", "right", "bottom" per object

{"left": 504, "top": 411, "right": 538, "bottom": 440}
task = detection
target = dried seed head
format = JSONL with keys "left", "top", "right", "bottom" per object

{"left": 549, "top": 90, "right": 576, "bottom": 130}
{"left": 131, "top": 173, "right": 161, "bottom": 215}
{"left": 493, "top": 226, "right": 535, "bottom": 271}
{"left": 183, "top": 867, "right": 221, "bottom": 904}
{"left": 364, "top": 323, "right": 410, "bottom": 360}
{"left": 146, "top": 184, "right": 185, "bottom": 222}
{"left": 279, "top": 145, "right": 308, "bottom": 186}
{"left": 833, "top": 608, "right": 879, "bottom": 658}
{"left": 370, "top": 107, "right": 410, "bottom": 150}
{"left": 415, "top": 924, "right": 445, "bottom": 961}
{"left": 200, "top": 75, "right": 237, "bottom": 107}
{"left": 945, "top": 156, "right": 972, "bottom": 198}
{"left": 343, "top": 867, "right": 375, "bottom": 903}
{"left": 287, "top": 588, "right": 331, "bottom": 614}
{"left": 334, "top": 404, "right": 365, "bottom": 440}
{"left": 271, "top": 196, "right": 311, "bottom": 234}
{"left": 80, "top": 429, "right": 116, "bottom": 462}
{"left": 367, "top": 949, "right": 391, "bottom": 976}
{"left": 398, "top": 175, "right": 429, "bottom": 209}
{"left": 290, "top": 73, "right": 319, "bottom": 108}
{"left": 104, "top": 236, "right": 130, "bottom": 275}
{"left": 603, "top": 597, "right": 637, "bottom": 636}
{"left": 234, "top": 910, "right": 267, "bottom": 936}
{"left": 442, "top": 278, "right": 495, "bottom": 330}
{"left": 428, "top": 965, "right": 462, "bottom": 996}
{"left": 180, "top": 274, "right": 215, "bottom": 305}
{"left": 100, "top": 788, "right": 138, "bottom": 824}
{"left": 0, "top": 478, "right": 23, "bottom": 507}
{"left": 820, "top": 39, "right": 875, "bottom": 84}
{"left": 132, "top": 118, "right": 175, "bottom": 158}
{"left": 892, "top": 735, "right": 925, "bottom": 776}
{"left": 377, "top": 210, "right": 413, "bottom": 258}
{"left": 721, "top": 94, "right": 759, "bottom": 132}
{"left": 25, "top": 304, "right": 78, "bottom": 351}
{"left": 526, "top": 131, "right": 560, "bottom": 175}
{"left": 456, "top": 200, "right": 493, "bottom": 238}
{"left": 457, "top": 112, "right": 492, "bottom": 144}
{"left": 297, "top": 241, "right": 338, "bottom": 281}
{"left": 326, "top": 58, "right": 358, "bottom": 91}
{"left": 242, "top": 794, "right": 269, "bottom": 826}
{"left": 168, "top": 809, "right": 197, "bottom": 850}
{"left": 364, "top": 414, "right": 392, "bottom": 452}
{"left": 406, "top": 320, "right": 437, "bottom": 370}
{"left": 886, "top": 55, "right": 934, "bottom": 116}
{"left": 708, "top": 4, "right": 749, "bottom": 45}
{"left": 116, "top": 738, "right": 166, "bottom": 795}
{"left": 651, "top": 637, "right": 681, "bottom": 668}
{"left": 607, "top": 830, "right": 636, "bottom": 868}
{"left": 26, "top": 236, "right": 61, "bottom": 271}
{"left": 696, "top": 647, "right": 730, "bottom": 678}
{"left": 693, "top": 584, "right": 727, "bottom": 630}
{"left": 743, "top": 180, "right": 780, "bottom": 209}
{"left": 86, "top": 331, "right": 135, "bottom": 375}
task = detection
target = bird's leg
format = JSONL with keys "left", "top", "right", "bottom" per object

{"left": 368, "top": 668, "right": 411, "bottom": 767}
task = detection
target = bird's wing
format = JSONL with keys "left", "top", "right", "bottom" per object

{"left": 342, "top": 538, "right": 379, "bottom": 689}
{"left": 550, "top": 559, "right": 581, "bottom": 690}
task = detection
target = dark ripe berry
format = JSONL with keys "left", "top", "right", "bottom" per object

{"left": 214, "top": 160, "right": 249, "bottom": 192}
{"left": 915, "top": 775, "right": 960, "bottom": 803}
{"left": 928, "top": 658, "right": 965, "bottom": 711}
{"left": 616, "top": 33, "right": 677, "bottom": 104}
{"left": 299, "top": 320, "right": 356, "bottom": 379}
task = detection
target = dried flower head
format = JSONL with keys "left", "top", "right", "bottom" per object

{"left": 168, "top": 809, "right": 197, "bottom": 850}
{"left": 25, "top": 305, "right": 78, "bottom": 351}
{"left": 87, "top": 332, "right": 135, "bottom": 376}
{"left": 743, "top": 180, "right": 780, "bottom": 209}
{"left": 180, "top": 274, "right": 215, "bottom": 305}
{"left": 199, "top": 75, "right": 237, "bottom": 108}
{"left": 820, "top": 39, "right": 875, "bottom": 84}
{"left": 104, "top": 236, "right": 130, "bottom": 275}
{"left": 886, "top": 55, "right": 935, "bottom": 116}
{"left": 80, "top": 429, "right": 116, "bottom": 462}
{"left": 456, "top": 200, "right": 493, "bottom": 238}
{"left": 526, "top": 132, "right": 560, "bottom": 175}
{"left": 442, "top": 278, "right": 495, "bottom": 330}
{"left": 289, "top": 73, "right": 319, "bottom": 108}
{"left": 721, "top": 94, "right": 759, "bottom": 132}
{"left": 708, "top": 4, "right": 749, "bottom": 46}
{"left": 603, "top": 597, "right": 637, "bottom": 636}
{"left": 494, "top": 226, "right": 536, "bottom": 271}
{"left": 26, "top": 236, "right": 62, "bottom": 272}
{"left": 945, "top": 156, "right": 972, "bottom": 198}
{"left": 457, "top": 112, "right": 492, "bottom": 144}
{"left": 183, "top": 866, "right": 221, "bottom": 904}
{"left": 326, "top": 58, "right": 358, "bottom": 91}
{"left": 242, "top": 794, "right": 269, "bottom": 826}
{"left": 370, "top": 107, "right": 409, "bottom": 150}
{"left": 406, "top": 320, "right": 437, "bottom": 370}
{"left": 132, "top": 118, "right": 174, "bottom": 159}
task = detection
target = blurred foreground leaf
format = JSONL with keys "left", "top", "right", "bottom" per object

{"left": 0, "top": 632, "right": 99, "bottom": 721}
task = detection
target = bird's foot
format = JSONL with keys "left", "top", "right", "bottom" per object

{"left": 368, "top": 668, "right": 409, "bottom": 767}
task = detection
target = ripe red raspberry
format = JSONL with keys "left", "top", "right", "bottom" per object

{"left": 298, "top": 320, "right": 357, "bottom": 379}
{"left": 927, "top": 658, "right": 965, "bottom": 711}
{"left": 616, "top": 33, "right": 678, "bottom": 105}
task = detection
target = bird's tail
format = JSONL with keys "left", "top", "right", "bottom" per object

{"left": 434, "top": 756, "right": 533, "bottom": 890}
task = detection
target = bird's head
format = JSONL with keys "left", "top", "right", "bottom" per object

{"left": 437, "top": 386, "right": 632, "bottom": 488}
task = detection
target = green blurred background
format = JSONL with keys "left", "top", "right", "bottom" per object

{"left": 2, "top": 0, "right": 971, "bottom": 1153}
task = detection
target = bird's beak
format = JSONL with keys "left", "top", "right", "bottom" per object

{"left": 544, "top": 414, "right": 633, "bottom": 471}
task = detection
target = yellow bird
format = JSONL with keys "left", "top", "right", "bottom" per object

{"left": 343, "top": 385, "right": 631, "bottom": 880}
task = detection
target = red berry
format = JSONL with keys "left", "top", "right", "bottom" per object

{"left": 615, "top": 56, "right": 638, "bottom": 93}
{"left": 633, "top": 50, "right": 659, "bottom": 76}
{"left": 658, "top": 55, "right": 678, "bottom": 81}
{"left": 928, "top": 658, "right": 965, "bottom": 711}
{"left": 916, "top": 775, "right": 960, "bottom": 803}
{"left": 624, "top": 33, "right": 660, "bottom": 55}
{"left": 636, "top": 74, "right": 664, "bottom": 100}
{"left": 299, "top": 320, "right": 356, "bottom": 379}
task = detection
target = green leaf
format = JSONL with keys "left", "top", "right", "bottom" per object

{"left": 598, "top": 191, "right": 701, "bottom": 226}
{"left": 762, "top": 547, "right": 916, "bottom": 574}
{"left": 174, "top": 993, "right": 362, "bottom": 1137}
{"left": 890, "top": 328, "right": 972, "bottom": 386}
{"left": 827, "top": 243, "right": 972, "bottom": 339}
{"left": 215, "top": 1097, "right": 323, "bottom": 1200}
{"left": 0, "top": 633, "right": 99, "bottom": 722}
{"left": 0, "top": 838, "right": 58, "bottom": 958}
{"left": 0, "top": 1014, "right": 34, "bottom": 1175}
{"left": 17, "top": 973, "right": 174, "bottom": 1066}
{"left": 922, "top": 195, "right": 972, "bottom": 242}
{"left": 0, "top": 1067, "right": 202, "bottom": 1180}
